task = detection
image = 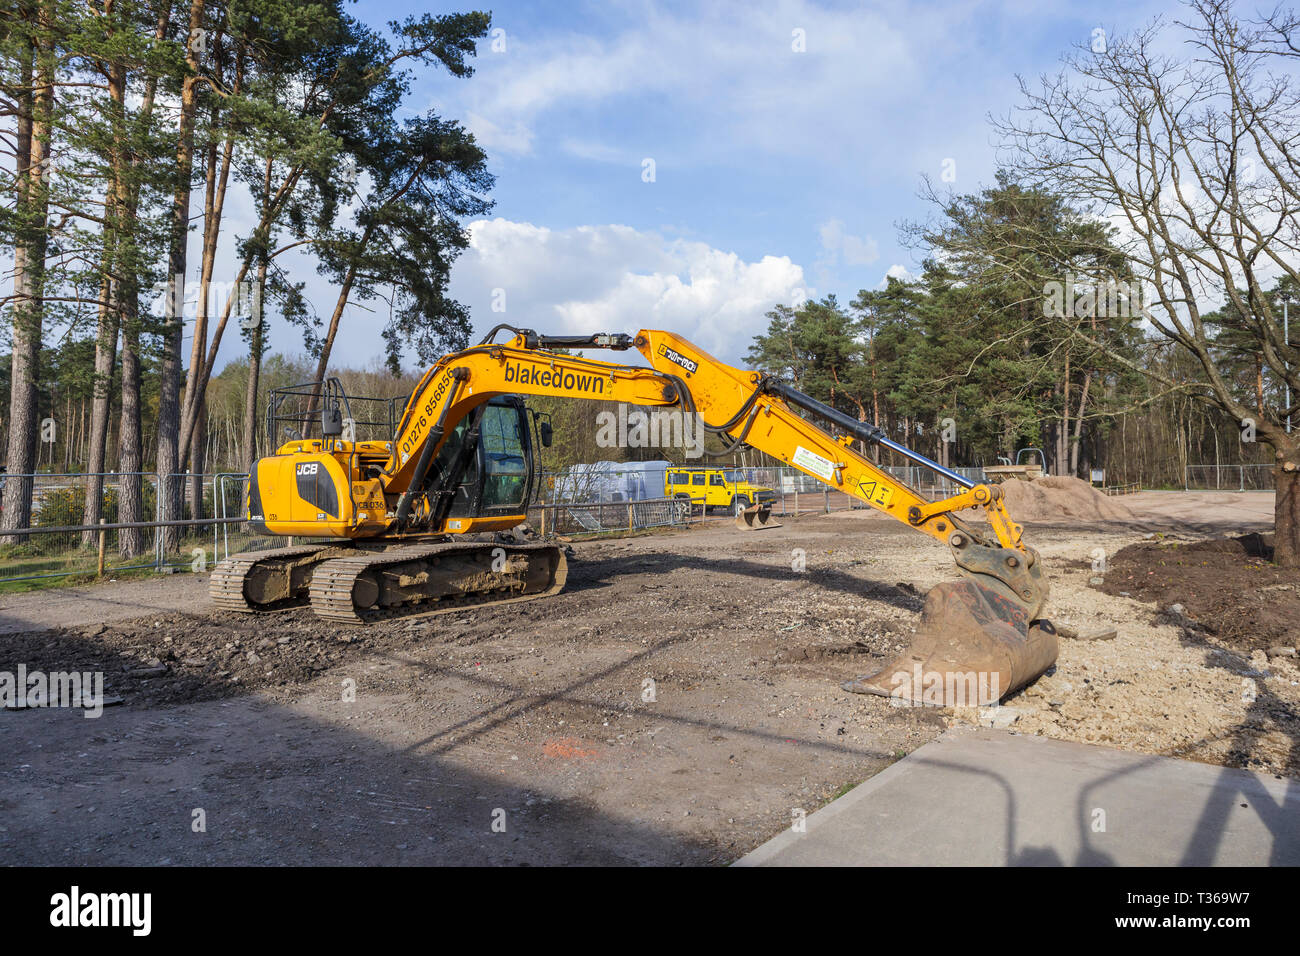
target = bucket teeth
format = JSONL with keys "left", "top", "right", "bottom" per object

{"left": 735, "top": 504, "right": 780, "bottom": 531}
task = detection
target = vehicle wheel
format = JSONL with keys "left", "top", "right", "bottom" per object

{"left": 732, "top": 496, "right": 750, "bottom": 516}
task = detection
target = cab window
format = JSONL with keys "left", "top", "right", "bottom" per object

{"left": 709, "top": 474, "right": 724, "bottom": 486}
{"left": 479, "top": 403, "right": 528, "bottom": 510}
{"left": 431, "top": 417, "right": 475, "bottom": 516}
{"left": 691, "top": 473, "right": 705, "bottom": 486}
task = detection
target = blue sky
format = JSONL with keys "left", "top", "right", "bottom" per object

{"left": 209, "top": 0, "right": 1178, "bottom": 371}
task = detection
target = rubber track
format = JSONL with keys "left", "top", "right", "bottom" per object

{"left": 309, "top": 541, "right": 567, "bottom": 623}
{"left": 208, "top": 544, "right": 334, "bottom": 613}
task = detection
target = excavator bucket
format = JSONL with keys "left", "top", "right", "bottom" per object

{"left": 843, "top": 552, "right": 1057, "bottom": 706}
{"left": 735, "top": 503, "right": 781, "bottom": 531}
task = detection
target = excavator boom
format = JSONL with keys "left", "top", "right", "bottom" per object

{"left": 213, "top": 326, "right": 1057, "bottom": 705}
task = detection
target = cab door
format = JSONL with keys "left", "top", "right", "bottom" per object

{"left": 478, "top": 400, "right": 531, "bottom": 515}
{"left": 690, "top": 472, "right": 706, "bottom": 503}
{"left": 708, "top": 472, "right": 727, "bottom": 506}
{"left": 426, "top": 396, "right": 534, "bottom": 523}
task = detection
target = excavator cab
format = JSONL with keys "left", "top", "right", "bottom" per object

{"left": 249, "top": 381, "right": 538, "bottom": 537}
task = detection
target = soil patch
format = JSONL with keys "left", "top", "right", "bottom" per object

{"left": 1096, "top": 533, "right": 1300, "bottom": 653}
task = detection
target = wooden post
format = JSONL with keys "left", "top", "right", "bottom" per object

{"left": 97, "top": 518, "right": 106, "bottom": 577}
{"left": 824, "top": 488, "right": 830, "bottom": 513}
{"left": 540, "top": 504, "right": 547, "bottom": 536}
{"left": 627, "top": 502, "right": 634, "bottom": 532}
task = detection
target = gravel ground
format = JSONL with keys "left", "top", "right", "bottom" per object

{"left": 0, "top": 491, "right": 1293, "bottom": 864}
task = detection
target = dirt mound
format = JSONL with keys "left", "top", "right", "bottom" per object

{"left": 997, "top": 475, "right": 1136, "bottom": 522}
{"left": 1097, "top": 533, "right": 1299, "bottom": 652}
{"left": 1148, "top": 531, "right": 1274, "bottom": 559}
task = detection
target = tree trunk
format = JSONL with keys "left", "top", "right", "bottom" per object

{"left": 1060, "top": 353, "right": 1071, "bottom": 477}
{"left": 242, "top": 337, "right": 262, "bottom": 472}
{"left": 177, "top": 51, "right": 256, "bottom": 468}
{"left": 189, "top": 399, "right": 207, "bottom": 525}
{"left": 156, "top": 0, "right": 206, "bottom": 556}
{"left": 180, "top": 122, "right": 229, "bottom": 474}
{"left": 242, "top": 257, "right": 269, "bottom": 472}
{"left": 114, "top": 1, "right": 170, "bottom": 554}
{"left": 183, "top": 123, "right": 224, "bottom": 533}
{"left": 81, "top": 268, "right": 120, "bottom": 542}
{"left": 1, "top": 27, "right": 51, "bottom": 540}
{"left": 239, "top": 153, "right": 277, "bottom": 473}
{"left": 118, "top": 294, "right": 145, "bottom": 556}
{"left": 1256, "top": 356, "right": 1265, "bottom": 415}
{"left": 82, "top": 44, "right": 132, "bottom": 544}
{"left": 1276, "top": 454, "right": 1300, "bottom": 568}
{"left": 297, "top": 160, "right": 427, "bottom": 427}
{"left": 1070, "top": 370, "right": 1092, "bottom": 477}
{"left": 303, "top": 256, "right": 363, "bottom": 427}
{"left": 63, "top": 392, "right": 71, "bottom": 471}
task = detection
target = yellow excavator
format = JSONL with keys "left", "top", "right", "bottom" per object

{"left": 210, "top": 326, "right": 1057, "bottom": 705}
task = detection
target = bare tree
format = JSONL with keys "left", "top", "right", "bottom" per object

{"left": 996, "top": 0, "right": 1300, "bottom": 563}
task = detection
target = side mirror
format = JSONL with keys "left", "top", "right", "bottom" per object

{"left": 322, "top": 406, "right": 343, "bottom": 437}
{"left": 540, "top": 421, "right": 553, "bottom": 448}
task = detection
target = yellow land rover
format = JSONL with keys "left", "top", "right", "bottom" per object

{"left": 664, "top": 468, "right": 778, "bottom": 515}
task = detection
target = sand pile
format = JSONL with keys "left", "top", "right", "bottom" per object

{"left": 996, "top": 475, "right": 1136, "bottom": 522}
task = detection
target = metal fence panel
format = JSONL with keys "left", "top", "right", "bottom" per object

{"left": 528, "top": 497, "right": 699, "bottom": 535}
{"left": 538, "top": 463, "right": 988, "bottom": 509}
{"left": 0, "top": 472, "right": 163, "bottom": 582}
{"left": 1184, "top": 464, "right": 1273, "bottom": 491}
{"left": 0, "top": 471, "right": 267, "bottom": 584}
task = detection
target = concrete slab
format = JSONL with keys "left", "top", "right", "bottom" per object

{"left": 736, "top": 726, "right": 1300, "bottom": 866}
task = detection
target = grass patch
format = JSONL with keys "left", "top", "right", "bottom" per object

{"left": 0, "top": 531, "right": 267, "bottom": 593}
{"left": 830, "top": 781, "right": 859, "bottom": 801}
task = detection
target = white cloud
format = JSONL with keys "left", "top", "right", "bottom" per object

{"left": 558, "top": 138, "right": 630, "bottom": 164}
{"left": 449, "top": 1, "right": 916, "bottom": 159}
{"left": 464, "top": 111, "right": 534, "bottom": 155}
{"left": 818, "top": 219, "right": 880, "bottom": 267}
{"left": 449, "top": 218, "right": 808, "bottom": 362}
{"left": 882, "top": 263, "right": 915, "bottom": 284}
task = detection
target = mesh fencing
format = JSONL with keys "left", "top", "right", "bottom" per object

{"left": 1183, "top": 464, "right": 1273, "bottom": 491}
{"left": 537, "top": 464, "right": 988, "bottom": 513}
{"left": 0, "top": 472, "right": 262, "bottom": 584}
{"left": 528, "top": 497, "right": 699, "bottom": 536}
